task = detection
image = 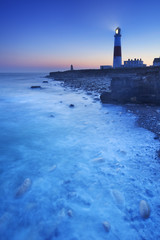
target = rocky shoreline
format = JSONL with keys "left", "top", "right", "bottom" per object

{"left": 49, "top": 76, "right": 160, "bottom": 139}
{"left": 125, "top": 104, "right": 160, "bottom": 136}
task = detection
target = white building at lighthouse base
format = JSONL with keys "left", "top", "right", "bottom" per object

{"left": 124, "top": 58, "right": 146, "bottom": 68}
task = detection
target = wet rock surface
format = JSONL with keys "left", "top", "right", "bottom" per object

{"left": 69, "top": 104, "right": 75, "bottom": 108}
{"left": 15, "top": 178, "right": 31, "bottom": 198}
{"left": 111, "top": 190, "right": 125, "bottom": 207}
{"left": 125, "top": 104, "right": 160, "bottom": 137}
{"left": 100, "top": 75, "right": 160, "bottom": 105}
{"left": 139, "top": 200, "right": 150, "bottom": 219}
{"left": 103, "top": 221, "right": 111, "bottom": 232}
{"left": 60, "top": 77, "right": 111, "bottom": 94}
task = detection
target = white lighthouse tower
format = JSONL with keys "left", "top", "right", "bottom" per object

{"left": 113, "top": 27, "right": 122, "bottom": 68}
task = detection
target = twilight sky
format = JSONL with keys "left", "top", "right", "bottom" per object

{"left": 0, "top": 0, "right": 160, "bottom": 72}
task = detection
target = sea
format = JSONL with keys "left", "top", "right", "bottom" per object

{"left": 0, "top": 73, "right": 160, "bottom": 240}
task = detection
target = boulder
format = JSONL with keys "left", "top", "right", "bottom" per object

{"left": 48, "top": 165, "right": 56, "bottom": 172}
{"left": 67, "top": 210, "right": 73, "bottom": 217}
{"left": 15, "top": 178, "right": 31, "bottom": 197}
{"left": 111, "top": 189, "right": 125, "bottom": 206}
{"left": 69, "top": 104, "right": 75, "bottom": 108}
{"left": 139, "top": 200, "right": 150, "bottom": 219}
{"left": 103, "top": 221, "right": 111, "bottom": 232}
{"left": 50, "top": 114, "right": 55, "bottom": 118}
{"left": 91, "top": 157, "right": 105, "bottom": 163}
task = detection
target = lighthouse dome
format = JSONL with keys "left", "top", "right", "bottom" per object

{"left": 115, "top": 27, "right": 121, "bottom": 36}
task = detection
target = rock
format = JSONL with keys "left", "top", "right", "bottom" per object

{"left": 69, "top": 104, "right": 75, "bottom": 108}
{"left": 154, "top": 135, "right": 159, "bottom": 140}
{"left": 91, "top": 157, "right": 105, "bottom": 163}
{"left": 48, "top": 165, "right": 56, "bottom": 172}
{"left": 111, "top": 190, "right": 125, "bottom": 206}
{"left": 103, "top": 221, "right": 111, "bottom": 232}
{"left": 42, "top": 80, "right": 48, "bottom": 83}
{"left": 67, "top": 210, "right": 73, "bottom": 217}
{"left": 30, "top": 86, "right": 41, "bottom": 89}
{"left": 94, "top": 97, "right": 99, "bottom": 101}
{"left": 139, "top": 200, "right": 150, "bottom": 219}
{"left": 59, "top": 208, "right": 68, "bottom": 218}
{"left": 15, "top": 178, "right": 31, "bottom": 197}
{"left": 50, "top": 115, "right": 55, "bottom": 118}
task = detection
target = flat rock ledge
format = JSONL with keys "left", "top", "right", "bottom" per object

{"left": 100, "top": 71, "right": 160, "bottom": 105}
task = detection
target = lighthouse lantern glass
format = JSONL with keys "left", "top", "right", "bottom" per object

{"left": 115, "top": 28, "right": 119, "bottom": 34}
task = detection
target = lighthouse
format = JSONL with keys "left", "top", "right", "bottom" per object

{"left": 113, "top": 27, "right": 122, "bottom": 68}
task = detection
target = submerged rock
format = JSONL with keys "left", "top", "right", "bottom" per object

{"left": 15, "top": 178, "right": 31, "bottom": 198}
{"left": 69, "top": 104, "right": 75, "bottom": 108}
{"left": 139, "top": 200, "right": 150, "bottom": 219}
{"left": 103, "top": 221, "right": 111, "bottom": 232}
{"left": 48, "top": 165, "right": 57, "bottom": 172}
{"left": 94, "top": 97, "right": 99, "bottom": 101}
{"left": 30, "top": 86, "right": 41, "bottom": 89}
{"left": 111, "top": 189, "right": 125, "bottom": 206}
{"left": 154, "top": 135, "right": 159, "bottom": 140}
{"left": 67, "top": 210, "right": 73, "bottom": 217}
{"left": 91, "top": 157, "right": 105, "bottom": 163}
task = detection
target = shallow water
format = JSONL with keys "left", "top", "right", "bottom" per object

{"left": 0, "top": 73, "right": 160, "bottom": 240}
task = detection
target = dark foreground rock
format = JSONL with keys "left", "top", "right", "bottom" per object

{"left": 69, "top": 104, "right": 75, "bottom": 108}
{"left": 100, "top": 71, "right": 160, "bottom": 105}
{"left": 31, "top": 86, "right": 41, "bottom": 89}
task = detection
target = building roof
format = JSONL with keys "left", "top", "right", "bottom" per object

{"left": 153, "top": 58, "right": 160, "bottom": 63}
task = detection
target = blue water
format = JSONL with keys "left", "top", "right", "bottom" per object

{"left": 0, "top": 73, "right": 160, "bottom": 240}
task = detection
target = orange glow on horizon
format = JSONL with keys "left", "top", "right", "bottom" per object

{"left": 0, "top": 50, "right": 155, "bottom": 70}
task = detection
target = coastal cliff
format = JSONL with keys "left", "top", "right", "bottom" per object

{"left": 100, "top": 68, "right": 160, "bottom": 104}
{"left": 49, "top": 66, "right": 160, "bottom": 105}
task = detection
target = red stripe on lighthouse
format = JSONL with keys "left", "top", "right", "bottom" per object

{"left": 114, "top": 46, "right": 121, "bottom": 57}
